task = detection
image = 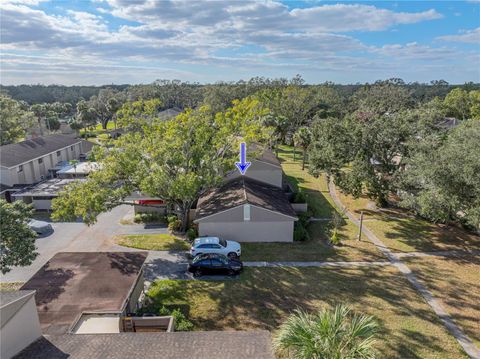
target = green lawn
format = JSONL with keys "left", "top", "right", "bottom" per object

{"left": 277, "top": 146, "right": 340, "bottom": 218}
{"left": 404, "top": 255, "right": 480, "bottom": 348}
{"left": 245, "top": 146, "right": 385, "bottom": 262}
{"left": 333, "top": 186, "right": 480, "bottom": 253}
{"left": 242, "top": 221, "right": 384, "bottom": 262}
{"left": 0, "top": 282, "right": 24, "bottom": 291}
{"left": 116, "top": 234, "right": 190, "bottom": 251}
{"left": 145, "top": 267, "right": 466, "bottom": 358}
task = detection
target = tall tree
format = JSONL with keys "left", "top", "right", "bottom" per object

{"left": 469, "top": 90, "right": 480, "bottom": 120}
{"left": 0, "top": 95, "right": 36, "bottom": 145}
{"left": 52, "top": 97, "right": 270, "bottom": 231}
{"left": 116, "top": 98, "right": 162, "bottom": 131}
{"left": 398, "top": 119, "right": 480, "bottom": 232}
{"left": 273, "top": 305, "right": 379, "bottom": 359}
{"left": 89, "top": 89, "right": 126, "bottom": 129}
{"left": 293, "top": 126, "right": 312, "bottom": 170}
{"left": 0, "top": 200, "right": 38, "bottom": 274}
{"left": 443, "top": 88, "right": 471, "bottom": 120}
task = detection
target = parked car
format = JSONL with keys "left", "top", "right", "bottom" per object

{"left": 190, "top": 236, "right": 241, "bottom": 259}
{"left": 28, "top": 219, "right": 53, "bottom": 235}
{"left": 188, "top": 253, "right": 243, "bottom": 277}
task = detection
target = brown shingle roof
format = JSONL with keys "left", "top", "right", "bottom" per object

{"left": 15, "top": 331, "right": 275, "bottom": 359}
{"left": 196, "top": 177, "right": 297, "bottom": 221}
{"left": 248, "top": 143, "right": 281, "bottom": 167}
{"left": 20, "top": 252, "right": 147, "bottom": 335}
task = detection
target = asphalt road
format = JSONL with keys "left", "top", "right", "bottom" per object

{"left": 0, "top": 205, "right": 181, "bottom": 282}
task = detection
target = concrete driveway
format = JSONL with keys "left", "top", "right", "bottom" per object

{"left": 1, "top": 205, "right": 178, "bottom": 282}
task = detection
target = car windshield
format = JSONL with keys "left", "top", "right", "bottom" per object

{"left": 219, "top": 238, "right": 227, "bottom": 247}
{"left": 192, "top": 254, "right": 209, "bottom": 263}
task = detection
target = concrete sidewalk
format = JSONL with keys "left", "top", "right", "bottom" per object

{"left": 243, "top": 261, "right": 391, "bottom": 267}
{"left": 328, "top": 181, "right": 480, "bottom": 359}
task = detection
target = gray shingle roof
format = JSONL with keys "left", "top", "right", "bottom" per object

{"left": 0, "top": 135, "right": 83, "bottom": 168}
{"left": 15, "top": 331, "right": 274, "bottom": 359}
{"left": 196, "top": 177, "right": 297, "bottom": 220}
{"left": 248, "top": 143, "right": 281, "bottom": 167}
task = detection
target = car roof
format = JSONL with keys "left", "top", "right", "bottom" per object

{"left": 194, "top": 253, "right": 228, "bottom": 261}
{"left": 194, "top": 237, "right": 220, "bottom": 245}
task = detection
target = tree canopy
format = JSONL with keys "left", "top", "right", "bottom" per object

{"left": 0, "top": 200, "right": 38, "bottom": 274}
{"left": 52, "top": 97, "right": 270, "bottom": 231}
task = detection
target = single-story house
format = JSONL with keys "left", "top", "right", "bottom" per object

{"left": 12, "top": 178, "right": 82, "bottom": 211}
{"left": 20, "top": 252, "right": 148, "bottom": 335}
{"left": 194, "top": 177, "right": 298, "bottom": 242}
{"left": 0, "top": 135, "right": 93, "bottom": 187}
{"left": 1, "top": 290, "right": 42, "bottom": 359}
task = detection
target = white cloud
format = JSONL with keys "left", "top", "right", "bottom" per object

{"left": 437, "top": 27, "right": 480, "bottom": 44}
{"left": 1, "top": 0, "right": 478, "bottom": 85}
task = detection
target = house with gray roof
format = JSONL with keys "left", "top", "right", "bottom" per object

{"left": 194, "top": 145, "right": 299, "bottom": 242}
{"left": 0, "top": 135, "right": 93, "bottom": 188}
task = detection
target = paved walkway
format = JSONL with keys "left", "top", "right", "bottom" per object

{"left": 396, "top": 249, "right": 480, "bottom": 258}
{"left": 244, "top": 261, "right": 391, "bottom": 267}
{"left": 328, "top": 181, "right": 480, "bottom": 359}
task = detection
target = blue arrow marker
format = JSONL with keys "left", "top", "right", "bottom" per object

{"left": 235, "top": 142, "right": 251, "bottom": 175}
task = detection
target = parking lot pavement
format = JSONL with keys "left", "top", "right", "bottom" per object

{"left": 1, "top": 205, "right": 170, "bottom": 283}
{"left": 143, "top": 251, "right": 190, "bottom": 281}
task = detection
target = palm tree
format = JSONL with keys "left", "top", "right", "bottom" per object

{"left": 273, "top": 305, "right": 379, "bottom": 359}
{"left": 293, "top": 127, "right": 312, "bottom": 170}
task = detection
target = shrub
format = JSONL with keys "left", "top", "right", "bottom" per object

{"left": 167, "top": 215, "right": 181, "bottom": 232}
{"left": 134, "top": 212, "right": 165, "bottom": 223}
{"left": 158, "top": 306, "right": 193, "bottom": 331}
{"left": 294, "top": 222, "right": 310, "bottom": 241}
{"left": 330, "top": 228, "right": 341, "bottom": 246}
{"left": 297, "top": 212, "right": 310, "bottom": 227}
{"left": 186, "top": 227, "right": 197, "bottom": 241}
{"left": 293, "top": 190, "right": 307, "bottom": 203}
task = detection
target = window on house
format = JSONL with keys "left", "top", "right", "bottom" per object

{"left": 243, "top": 204, "right": 251, "bottom": 221}
{"left": 56, "top": 151, "right": 61, "bottom": 157}
{"left": 17, "top": 165, "right": 23, "bottom": 173}
{"left": 38, "top": 158, "right": 43, "bottom": 164}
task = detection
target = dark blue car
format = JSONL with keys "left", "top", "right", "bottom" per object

{"left": 188, "top": 253, "right": 243, "bottom": 277}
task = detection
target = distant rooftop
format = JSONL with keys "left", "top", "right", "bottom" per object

{"left": 158, "top": 107, "right": 182, "bottom": 121}
{"left": 56, "top": 162, "right": 99, "bottom": 175}
{"left": 15, "top": 331, "right": 274, "bottom": 359}
{"left": 12, "top": 178, "right": 81, "bottom": 197}
{"left": 0, "top": 135, "right": 83, "bottom": 168}
{"left": 248, "top": 143, "right": 281, "bottom": 167}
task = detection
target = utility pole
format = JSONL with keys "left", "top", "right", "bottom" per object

{"left": 358, "top": 211, "right": 364, "bottom": 241}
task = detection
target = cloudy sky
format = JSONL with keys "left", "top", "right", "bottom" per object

{"left": 1, "top": 0, "right": 479, "bottom": 85}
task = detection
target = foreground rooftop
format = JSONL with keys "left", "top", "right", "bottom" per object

{"left": 15, "top": 331, "right": 274, "bottom": 359}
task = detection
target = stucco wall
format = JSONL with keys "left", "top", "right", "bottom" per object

{"left": 197, "top": 205, "right": 295, "bottom": 242}
{"left": 225, "top": 160, "right": 283, "bottom": 188}
{"left": 198, "top": 220, "right": 294, "bottom": 242}
{"left": 0, "top": 295, "right": 42, "bottom": 359}
{"left": 126, "top": 271, "right": 145, "bottom": 314}
{"left": 1, "top": 143, "right": 83, "bottom": 186}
